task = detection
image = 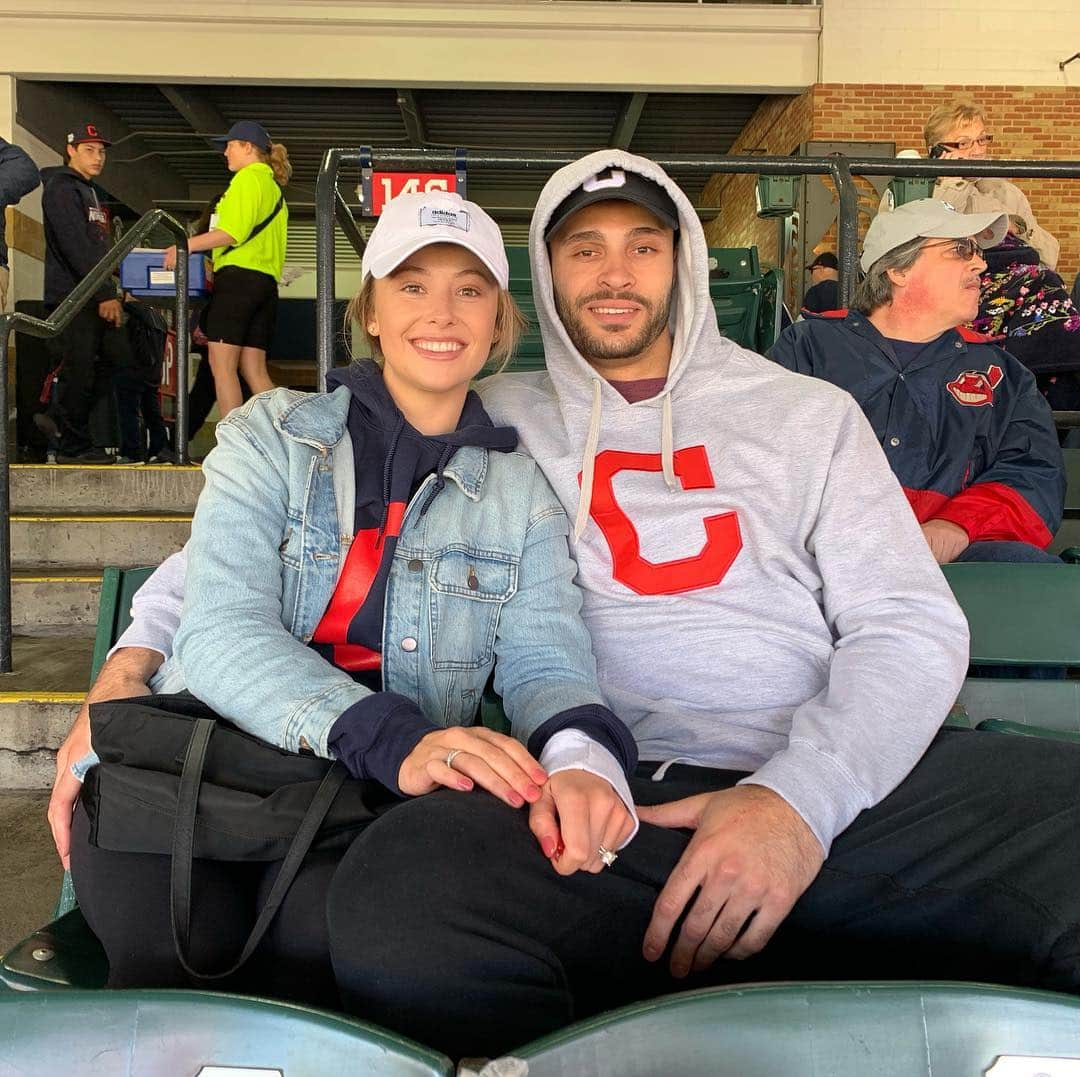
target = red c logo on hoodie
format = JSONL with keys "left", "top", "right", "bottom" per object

{"left": 585, "top": 447, "right": 742, "bottom": 595}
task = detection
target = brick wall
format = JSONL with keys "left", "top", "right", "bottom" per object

{"left": 811, "top": 84, "right": 1080, "bottom": 278}
{"left": 702, "top": 89, "right": 814, "bottom": 265}
{"left": 707, "top": 84, "right": 1080, "bottom": 282}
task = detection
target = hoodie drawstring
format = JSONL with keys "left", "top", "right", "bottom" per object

{"left": 573, "top": 379, "right": 604, "bottom": 542}
{"left": 378, "top": 413, "right": 406, "bottom": 537}
{"left": 419, "top": 443, "right": 454, "bottom": 518}
{"left": 661, "top": 392, "right": 677, "bottom": 492}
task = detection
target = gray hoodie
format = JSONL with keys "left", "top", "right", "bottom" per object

{"left": 479, "top": 149, "right": 970, "bottom": 852}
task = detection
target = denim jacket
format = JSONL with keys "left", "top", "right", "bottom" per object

{"left": 168, "top": 386, "right": 608, "bottom": 759}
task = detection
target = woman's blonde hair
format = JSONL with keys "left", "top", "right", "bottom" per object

{"left": 344, "top": 273, "right": 528, "bottom": 374}
{"left": 259, "top": 141, "right": 292, "bottom": 188}
{"left": 924, "top": 99, "right": 989, "bottom": 151}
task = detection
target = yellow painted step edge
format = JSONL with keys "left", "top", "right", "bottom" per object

{"left": 0, "top": 692, "right": 85, "bottom": 703}
{"left": 14, "top": 575, "right": 103, "bottom": 583}
{"left": 12, "top": 514, "right": 192, "bottom": 523}
{"left": 10, "top": 463, "right": 200, "bottom": 471}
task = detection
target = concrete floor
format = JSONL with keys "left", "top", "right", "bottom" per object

{"left": 0, "top": 791, "right": 62, "bottom": 954}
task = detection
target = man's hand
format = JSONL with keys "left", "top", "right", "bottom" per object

{"left": 636, "top": 784, "right": 824, "bottom": 977}
{"left": 921, "top": 519, "right": 969, "bottom": 564}
{"left": 47, "top": 647, "right": 163, "bottom": 870}
{"left": 529, "top": 769, "right": 635, "bottom": 874}
{"left": 97, "top": 299, "right": 123, "bottom": 327}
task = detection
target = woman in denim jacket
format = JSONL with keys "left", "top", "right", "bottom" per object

{"left": 70, "top": 190, "right": 636, "bottom": 1002}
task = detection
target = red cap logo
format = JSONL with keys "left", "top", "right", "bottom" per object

{"left": 946, "top": 364, "right": 1003, "bottom": 407}
{"left": 86, "top": 124, "right": 99, "bottom": 138}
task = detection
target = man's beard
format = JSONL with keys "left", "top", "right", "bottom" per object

{"left": 554, "top": 287, "right": 673, "bottom": 366}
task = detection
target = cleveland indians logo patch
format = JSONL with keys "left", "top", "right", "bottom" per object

{"left": 946, "top": 364, "right": 1003, "bottom": 407}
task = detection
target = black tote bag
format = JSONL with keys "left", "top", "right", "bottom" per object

{"left": 81, "top": 692, "right": 399, "bottom": 978}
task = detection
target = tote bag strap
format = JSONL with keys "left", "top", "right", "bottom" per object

{"left": 170, "top": 716, "right": 347, "bottom": 981}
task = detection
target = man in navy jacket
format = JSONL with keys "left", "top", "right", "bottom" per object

{"left": 771, "top": 198, "right": 1064, "bottom": 564}
{"left": 0, "top": 137, "right": 41, "bottom": 312}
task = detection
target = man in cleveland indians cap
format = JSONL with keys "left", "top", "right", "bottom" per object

{"left": 56, "top": 153, "right": 1080, "bottom": 1058}
{"left": 39, "top": 121, "right": 124, "bottom": 463}
{"left": 772, "top": 196, "right": 1063, "bottom": 566}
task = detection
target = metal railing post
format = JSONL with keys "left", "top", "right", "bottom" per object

{"left": 174, "top": 240, "right": 190, "bottom": 464}
{"left": 0, "top": 319, "right": 12, "bottom": 673}
{"left": 315, "top": 148, "right": 342, "bottom": 391}
{"left": 0, "top": 208, "right": 189, "bottom": 674}
{"left": 832, "top": 158, "right": 860, "bottom": 309}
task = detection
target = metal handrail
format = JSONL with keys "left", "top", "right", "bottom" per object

{"left": 315, "top": 147, "right": 1080, "bottom": 388}
{"left": 0, "top": 208, "right": 189, "bottom": 674}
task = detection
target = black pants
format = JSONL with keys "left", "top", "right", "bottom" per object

{"left": 328, "top": 729, "right": 1080, "bottom": 1059}
{"left": 114, "top": 369, "right": 167, "bottom": 460}
{"left": 71, "top": 730, "right": 1080, "bottom": 1059}
{"left": 69, "top": 803, "right": 341, "bottom": 1009}
{"left": 48, "top": 305, "right": 130, "bottom": 455}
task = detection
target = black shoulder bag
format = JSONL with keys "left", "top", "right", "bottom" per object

{"left": 82, "top": 692, "right": 397, "bottom": 980}
{"left": 219, "top": 193, "right": 284, "bottom": 257}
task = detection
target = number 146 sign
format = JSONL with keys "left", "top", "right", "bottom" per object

{"left": 370, "top": 172, "right": 459, "bottom": 216}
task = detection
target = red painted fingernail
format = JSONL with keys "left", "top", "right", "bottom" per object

{"left": 457, "top": 779, "right": 473, "bottom": 791}
{"left": 541, "top": 836, "right": 556, "bottom": 858}
{"left": 508, "top": 792, "right": 524, "bottom": 808}
{"left": 554, "top": 839, "right": 565, "bottom": 859}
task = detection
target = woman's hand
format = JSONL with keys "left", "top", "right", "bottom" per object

{"left": 162, "top": 245, "right": 177, "bottom": 271}
{"left": 529, "top": 769, "right": 635, "bottom": 874}
{"left": 398, "top": 726, "right": 548, "bottom": 807}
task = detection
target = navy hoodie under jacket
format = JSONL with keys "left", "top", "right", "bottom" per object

{"left": 322, "top": 361, "right": 635, "bottom": 794}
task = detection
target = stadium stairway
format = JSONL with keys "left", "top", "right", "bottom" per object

{"left": 0, "top": 463, "right": 202, "bottom": 789}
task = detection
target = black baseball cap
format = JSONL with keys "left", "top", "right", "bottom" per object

{"left": 67, "top": 123, "right": 111, "bottom": 148}
{"left": 211, "top": 120, "right": 272, "bottom": 152}
{"left": 545, "top": 167, "right": 680, "bottom": 240}
{"left": 807, "top": 251, "right": 839, "bottom": 272}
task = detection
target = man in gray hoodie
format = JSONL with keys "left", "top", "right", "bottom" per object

{"left": 50, "top": 151, "right": 1080, "bottom": 1059}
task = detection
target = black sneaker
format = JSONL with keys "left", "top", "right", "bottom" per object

{"left": 56, "top": 449, "right": 114, "bottom": 465}
{"left": 148, "top": 448, "right": 179, "bottom": 465}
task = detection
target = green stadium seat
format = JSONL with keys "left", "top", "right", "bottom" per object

{"left": 1065, "top": 447, "right": 1080, "bottom": 519}
{"left": 941, "top": 562, "right": 1080, "bottom": 667}
{"left": 941, "top": 562, "right": 1080, "bottom": 742}
{"left": 507, "top": 981, "right": 1080, "bottom": 1077}
{"left": 0, "top": 990, "right": 453, "bottom": 1076}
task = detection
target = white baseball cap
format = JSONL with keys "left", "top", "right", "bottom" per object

{"left": 861, "top": 198, "right": 1008, "bottom": 272}
{"left": 361, "top": 190, "right": 509, "bottom": 289}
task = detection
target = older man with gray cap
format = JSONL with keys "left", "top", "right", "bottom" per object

{"left": 771, "top": 198, "right": 1064, "bottom": 564}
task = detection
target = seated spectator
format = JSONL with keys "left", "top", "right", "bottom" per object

{"left": 801, "top": 251, "right": 839, "bottom": 314}
{"left": 919, "top": 99, "right": 1080, "bottom": 415}
{"left": 925, "top": 98, "right": 1058, "bottom": 269}
{"left": 770, "top": 198, "right": 1065, "bottom": 565}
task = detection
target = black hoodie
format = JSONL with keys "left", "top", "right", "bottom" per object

{"left": 42, "top": 166, "right": 113, "bottom": 307}
{"left": 322, "top": 361, "right": 518, "bottom": 790}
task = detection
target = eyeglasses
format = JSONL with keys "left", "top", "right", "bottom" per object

{"left": 920, "top": 237, "right": 982, "bottom": 260}
{"left": 938, "top": 134, "right": 994, "bottom": 151}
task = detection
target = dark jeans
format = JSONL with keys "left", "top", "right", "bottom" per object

{"left": 329, "top": 729, "right": 1080, "bottom": 1058}
{"left": 47, "top": 304, "right": 129, "bottom": 455}
{"left": 956, "top": 541, "right": 1062, "bottom": 564}
{"left": 114, "top": 369, "right": 167, "bottom": 460}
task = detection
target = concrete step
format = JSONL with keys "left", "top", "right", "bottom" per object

{"left": 12, "top": 512, "right": 191, "bottom": 570}
{"left": 11, "top": 463, "right": 203, "bottom": 514}
{"left": 13, "top": 570, "right": 102, "bottom": 635}
{"left": 0, "top": 636, "right": 94, "bottom": 790}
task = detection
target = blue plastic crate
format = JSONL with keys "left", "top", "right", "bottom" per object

{"left": 120, "top": 249, "right": 211, "bottom": 299}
